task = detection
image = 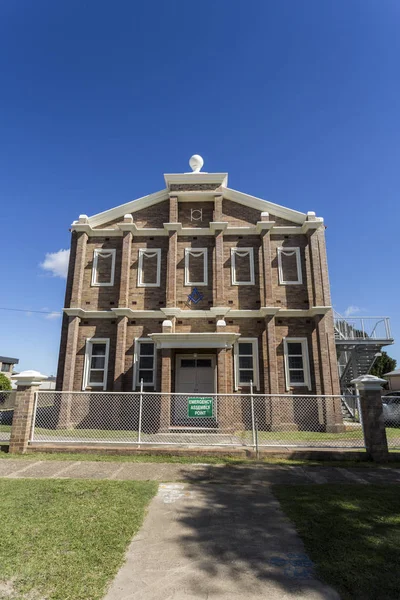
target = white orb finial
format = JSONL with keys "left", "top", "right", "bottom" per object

{"left": 189, "top": 154, "right": 204, "bottom": 173}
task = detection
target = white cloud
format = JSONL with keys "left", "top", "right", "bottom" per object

{"left": 45, "top": 311, "right": 62, "bottom": 319}
{"left": 40, "top": 249, "right": 70, "bottom": 278}
{"left": 344, "top": 305, "right": 361, "bottom": 317}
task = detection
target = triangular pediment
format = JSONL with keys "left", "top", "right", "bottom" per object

{"left": 79, "top": 171, "right": 309, "bottom": 229}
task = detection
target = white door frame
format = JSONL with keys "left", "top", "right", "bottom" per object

{"left": 175, "top": 354, "right": 216, "bottom": 394}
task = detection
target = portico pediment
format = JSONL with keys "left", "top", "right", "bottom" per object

{"left": 149, "top": 332, "right": 241, "bottom": 349}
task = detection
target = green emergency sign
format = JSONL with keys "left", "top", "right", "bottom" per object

{"left": 188, "top": 397, "right": 213, "bottom": 418}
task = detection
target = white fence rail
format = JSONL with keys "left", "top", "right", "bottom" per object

{"left": 31, "top": 391, "right": 365, "bottom": 449}
{"left": 0, "top": 390, "right": 16, "bottom": 442}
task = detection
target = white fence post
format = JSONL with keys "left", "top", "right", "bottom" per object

{"left": 29, "top": 391, "right": 39, "bottom": 442}
{"left": 250, "top": 380, "right": 256, "bottom": 450}
{"left": 138, "top": 379, "right": 144, "bottom": 444}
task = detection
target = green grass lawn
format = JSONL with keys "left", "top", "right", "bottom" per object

{"left": 0, "top": 479, "right": 157, "bottom": 600}
{"left": 2, "top": 422, "right": 400, "bottom": 458}
{"left": 2, "top": 422, "right": 400, "bottom": 448}
{"left": 274, "top": 484, "right": 400, "bottom": 600}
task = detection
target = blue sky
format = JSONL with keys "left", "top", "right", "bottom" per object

{"left": 1, "top": 0, "right": 399, "bottom": 374}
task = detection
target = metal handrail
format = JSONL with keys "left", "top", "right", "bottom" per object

{"left": 333, "top": 311, "right": 392, "bottom": 341}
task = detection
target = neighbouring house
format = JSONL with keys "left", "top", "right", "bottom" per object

{"left": 39, "top": 376, "right": 56, "bottom": 390}
{"left": 0, "top": 356, "right": 19, "bottom": 380}
{"left": 383, "top": 369, "right": 400, "bottom": 391}
{"left": 55, "top": 155, "right": 347, "bottom": 432}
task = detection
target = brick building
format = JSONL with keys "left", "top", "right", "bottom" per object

{"left": 56, "top": 155, "right": 342, "bottom": 430}
{"left": 0, "top": 356, "right": 19, "bottom": 379}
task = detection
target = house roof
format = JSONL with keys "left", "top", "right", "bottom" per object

{"left": 384, "top": 369, "right": 400, "bottom": 377}
{"left": 0, "top": 356, "right": 19, "bottom": 364}
{"left": 76, "top": 157, "right": 316, "bottom": 229}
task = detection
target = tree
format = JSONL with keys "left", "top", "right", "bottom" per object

{"left": 0, "top": 373, "right": 12, "bottom": 391}
{"left": 0, "top": 373, "right": 12, "bottom": 404}
{"left": 370, "top": 351, "right": 397, "bottom": 379}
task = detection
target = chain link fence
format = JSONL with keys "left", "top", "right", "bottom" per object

{"left": 0, "top": 390, "right": 16, "bottom": 442}
{"left": 382, "top": 396, "right": 400, "bottom": 450}
{"left": 31, "top": 391, "right": 364, "bottom": 449}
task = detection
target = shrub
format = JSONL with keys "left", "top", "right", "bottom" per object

{"left": 0, "top": 373, "right": 12, "bottom": 391}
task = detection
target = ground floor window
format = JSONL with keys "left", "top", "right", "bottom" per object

{"left": 134, "top": 339, "right": 156, "bottom": 387}
{"left": 234, "top": 338, "right": 260, "bottom": 390}
{"left": 283, "top": 337, "right": 311, "bottom": 390}
{"left": 83, "top": 338, "right": 110, "bottom": 390}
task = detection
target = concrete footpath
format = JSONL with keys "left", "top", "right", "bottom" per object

{"left": 2, "top": 460, "right": 400, "bottom": 599}
{"left": 104, "top": 481, "right": 339, "bottom": 600}
{"left": 1, "top": 459, "right": 400, "bottom": 485}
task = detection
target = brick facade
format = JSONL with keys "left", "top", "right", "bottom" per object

{"left": 56, "top": 166, "right": 341, "bottom": 432}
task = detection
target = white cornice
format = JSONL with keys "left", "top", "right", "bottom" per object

{"left": 63, "top": 308, "right": 165, "bottom": 318}
{"left": 71, "top": 224, "right": 123, "bottom": 237}
{"left": 256, "top": 221, "right": 275, "bottom": 233}
{"left": 71, "top": 222, "right": 315, "bottom": 237}
{"left": 63, "top": 306, "right": 331, "bottom": 319}
{"left": 149, "top": 332, "right": 240, "bottom": 349}
{"left": 301, "top": 220, "right": 324, "bottom": 233}
{"left": 278, "top": 307, "right": 332, "bottom": 317}
{"left": 209, "top": 221, "right": 228, "bottom": 232}
{"left": 228, "top": 308, "right": 280, "bottom": 318}
{"left": 164, "top": 172, "right": 228, "bottom": 188}
{"left": 308, "top": 306, "right": 332, "bottom": 316}
{"left": 111, "top": 308, "right": 165, "bottom": 318}
{"left": 169, "top": 191, "right": 219, "bottom": 202}
{"left": 119, "top": 224, "right": 168, "bottom": 236}
{"left": 63, "top": 309, "right": 114, "bottom": 319}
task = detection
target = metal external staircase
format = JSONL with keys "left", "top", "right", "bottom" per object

{"left": 334, "top": 311, "right": 394, "bottom": 393}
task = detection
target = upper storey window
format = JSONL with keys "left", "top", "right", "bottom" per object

{"left": 231, "top": 248, "right": 255, "bottom": 285}
{"left": 91, "top": 249, "right": 116, "bottom": 287}
{"left": 138, "top": 248, "right": 161, "bottom": 287}
{"left": 277, "top": 247, "right": 302, "bottom": 285}
{"left": 185, "top": 248, "right": 208, "bottom": 286}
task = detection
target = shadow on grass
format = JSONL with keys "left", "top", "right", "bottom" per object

{"left": 273, "top": 484, "right": 400, "bottom": 600}
{"left": 179, "top": 465, "right": 400, "bottom": 600}
{"left": 174, "top": 464, "right": 339, "bottom": 598}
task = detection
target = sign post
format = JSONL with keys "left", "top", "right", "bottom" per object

{"left": 188, "top": 397, "right": 213, "bottom": 418}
